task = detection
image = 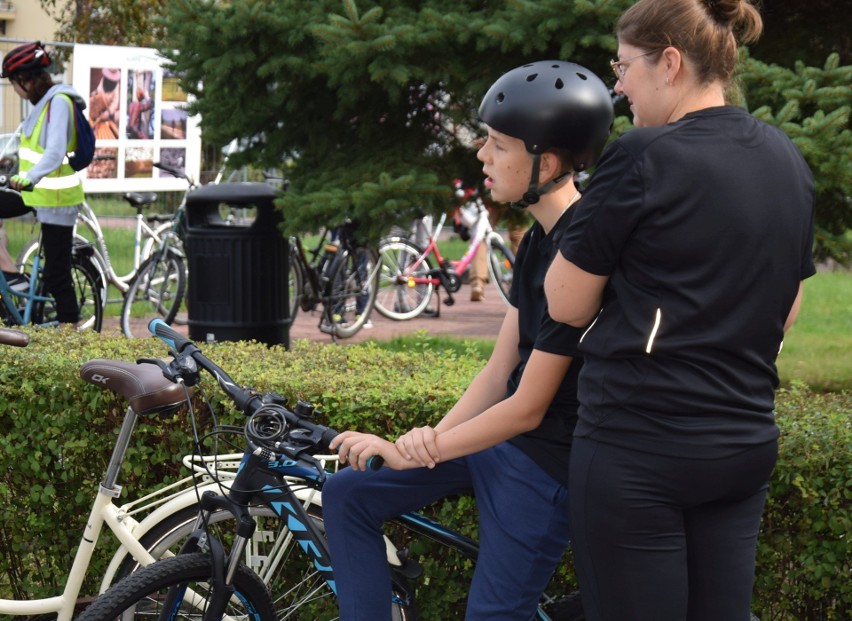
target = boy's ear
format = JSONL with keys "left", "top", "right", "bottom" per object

{"left": 538, "top": 151, "right": 562, "bottom": 183}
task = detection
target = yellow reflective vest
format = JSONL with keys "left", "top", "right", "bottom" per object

{"left": 18, "top": 94, "right": 84, "bottom": 207}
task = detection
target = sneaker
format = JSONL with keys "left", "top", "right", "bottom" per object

{"left": 356, "top": 315, "right": 373, "bottom": 329}
{"left": 3, "top": 271, "right": 29, "bottom": 293}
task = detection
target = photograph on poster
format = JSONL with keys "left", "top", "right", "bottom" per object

{"left": 162, "top": 69, "right": 187, "bottom": 102}
{"left": 125, "top": 146, "right": 154, "bottom": 178}
{"left": 126, "top": 70, "right": 156, "bottom": 140}
{"left": 161, "top": 108, "right": 188, "bottom": 140}
{"left": 158, "top": 148, "right": 187, "bottom": 176}
{"left": 88, "top": 147, "right": 119, "bottom": 179}
{"left": 72, "top": 43, "right": 201, "bottom": 193}
{"left": 89, "top": 67, "right": 121, "bottom": 140}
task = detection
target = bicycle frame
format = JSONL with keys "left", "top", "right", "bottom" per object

{"left": 0, "top": 252, "right": 55, "bottom": 326}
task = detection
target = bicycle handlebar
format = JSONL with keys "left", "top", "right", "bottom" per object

{"left": 146, "top": 319, "right": 382, "bottom": 468}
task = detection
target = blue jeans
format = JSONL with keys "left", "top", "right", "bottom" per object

{"left": 323, "top": 441, "right": 571, "bottom": 621}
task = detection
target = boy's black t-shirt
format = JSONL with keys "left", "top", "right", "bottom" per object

{"left": 558, "top": 106, "right": 816, "bottom": 459}
{"left": 507, "top": 209, "right": 585, "bottom": 486}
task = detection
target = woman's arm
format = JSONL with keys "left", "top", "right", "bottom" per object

{"left": 544, "top": 252, "right": 608, "bottom": 327}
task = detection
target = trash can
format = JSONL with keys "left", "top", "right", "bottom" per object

{"left": 184, "top": 182, "right": 290, "bottom": 346}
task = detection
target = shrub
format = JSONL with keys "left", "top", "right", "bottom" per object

{"left": 0, "top": 330, "right": 847, "bottom": 619}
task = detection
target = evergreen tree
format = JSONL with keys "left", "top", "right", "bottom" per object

{"left": 160, "top": 0, "right": 850, "bottom": 260}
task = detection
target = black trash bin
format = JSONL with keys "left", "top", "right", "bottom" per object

{"left": 184, "top": 182, "right": 290, "bottom": 346}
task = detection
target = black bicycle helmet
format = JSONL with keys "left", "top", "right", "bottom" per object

{"left": 2, "top": 41, "right": 51, "bottom": 79}
{"left": 479, "top": 60, "right": 614, "bottom": 174}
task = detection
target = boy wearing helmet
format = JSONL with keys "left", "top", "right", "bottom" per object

{"left": 2, "top": 41, "right": 87, "bottom": 324}
{"left": 324, "top": 61, "right": 613, "bottom": 620}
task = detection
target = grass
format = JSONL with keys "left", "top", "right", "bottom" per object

{"left": 371, "top": 270, "right": 852, "bottom": 394}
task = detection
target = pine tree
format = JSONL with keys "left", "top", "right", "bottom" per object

{"left": 160, "top": 0, "right": 851, "bottom": 260}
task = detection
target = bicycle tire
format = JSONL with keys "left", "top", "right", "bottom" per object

{"left": 486, "top": 233, "right": 514, "bottom": 305}
{"left": 114, "top": 502, "right": 415, "bottom": 620}
{"left": 120, "top": 250, "right": 187, "bottom": 338}
{"left": 31, "top": 253, "right": 104, "bottom": 331}
{"left": 288, "top": 247, "right": 303, "bottom": 322}
{"left": 374, "top": 237, "right": 434, "bottom": 321}
{"left": 77, "top": 553, "right": 275, "bottom": 621}
{"left": 17, "top": 234, "right": 110, "bottom": 309}
{"left": 324, "top": 246, "right": 380, "bottom": 338}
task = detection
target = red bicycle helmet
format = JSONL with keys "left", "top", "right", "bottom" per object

{"left": 2, "top": 41, "right": 51, "bottom": 79}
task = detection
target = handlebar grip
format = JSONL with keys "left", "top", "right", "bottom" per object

{"left": 366, "top": 455, "right": 384, "bottom": 470}
{"left": 148, "top": 318, "right": 193, "bottom": 352}
{"left": 0, "top": 327, "right": 29, "bottom": 347}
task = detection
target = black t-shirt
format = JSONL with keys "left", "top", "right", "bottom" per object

{"left": 559, "top": 106, "right": 816, "bottom": 459}
{"left": 507, "top": 209, "right": 585, "bottom": 485}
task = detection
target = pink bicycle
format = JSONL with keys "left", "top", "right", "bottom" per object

{"left": 374, "top": 197, "right": 514, "bottom": 320}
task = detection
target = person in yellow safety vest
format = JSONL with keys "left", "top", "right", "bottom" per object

{"left": 3, "top": 41, "right": 86, "bottom": 325}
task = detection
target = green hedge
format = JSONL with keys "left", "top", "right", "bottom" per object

{"left": 0, "top": 329, "right": 848, "bottom": 619}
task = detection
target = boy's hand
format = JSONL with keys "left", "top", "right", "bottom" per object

{"left": 395, "top": 426, "right": 440, "bottom": 469}
{"left": 10, "top": 174, "right": 33, "bottom": 191}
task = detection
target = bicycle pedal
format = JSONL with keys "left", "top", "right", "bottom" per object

{"left": 443, "top": 297, "right": 455, "bottom": 306}
{"left": 397, "top": 557, "right": 424, "bottom": 580}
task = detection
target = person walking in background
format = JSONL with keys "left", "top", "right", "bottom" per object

{"left": 323, "top": 61, "right": 613, "bottom": 621}
{"left": 3, "top": 41, "right": 87, "bottom": 325}
{"left": 544, "top": 1, "right": 815, "bottom": 619}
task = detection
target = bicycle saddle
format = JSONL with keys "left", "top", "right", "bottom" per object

{"left": 80, "top": 358, "right": 192, "bottom": 415}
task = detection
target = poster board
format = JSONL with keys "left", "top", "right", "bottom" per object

{"left": 72, "top": 43, "right": 202, "bottom": 193}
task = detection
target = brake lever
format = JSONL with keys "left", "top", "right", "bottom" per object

{"left": 137, "top": 352, "right": 200, "bottom": 386}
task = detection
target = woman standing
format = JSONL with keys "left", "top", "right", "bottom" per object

{"left": 544, "top": 1, "right": 815, "bottom": 620}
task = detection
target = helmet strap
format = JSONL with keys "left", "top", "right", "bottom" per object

{"left": 511, "top": 154, "right": 572, "bottom": 210}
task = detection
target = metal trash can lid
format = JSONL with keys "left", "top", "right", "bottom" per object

{"left": 186, "top": 182, "right": 279, "bottom": 206}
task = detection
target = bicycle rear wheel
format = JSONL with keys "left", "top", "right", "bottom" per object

{"left": 120, "top": 249, "right": 186, "bottom": 338}
{"left": 77, "top": 553, "right": 275, "bottom": 621}
{"left": 324, "top": 246, "right": 380, "bottom": 339}
{"left": 374, "top": 237, "right": 434, "bottom": 320}
{"left": 33, "top": 252, "right": 104, "bottom": 331}
{"left": 486, "top": 233, "right": 514, "bottom": 305}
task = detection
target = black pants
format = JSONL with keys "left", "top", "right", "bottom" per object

{"left": 40, "top": 223, "right": 79, "bottom": 324}
{"left": 569, "top": 436, "right": 777, "bottom": 621}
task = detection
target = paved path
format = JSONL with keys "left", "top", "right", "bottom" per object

{"left": 102, "top": 284, "right": 508, "bottom": 344}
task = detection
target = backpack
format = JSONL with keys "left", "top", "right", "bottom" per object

{"left": 47, "top": 94, "right": 96, "bottom": 171}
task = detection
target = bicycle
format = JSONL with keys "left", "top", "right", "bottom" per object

{"left": 15, "top": 162, "right": 191, "bottom": 313}
{"left": 375, "top": 195, "right": 514, "bottom": 320}
{"left": 118, "top": 161, "right": 192, "bottom": 338}
{"left": 77, "top": 319, "right": 585, "bottom": 621}
{"left": 0, "top": 180, "right": 104, "bottom": 331}
{"left": 289, "top": 219, "right": 380, "bottom": 339}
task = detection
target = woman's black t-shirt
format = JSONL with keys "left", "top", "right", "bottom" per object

{"left": 558, "top": 106, "right": 815, "bottom": 459}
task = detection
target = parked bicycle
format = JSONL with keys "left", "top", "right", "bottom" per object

{"left": 289, "top": 219, "right": 380, "bottom": 339}
{"left": 375, "top": 196, "right": 514, "bottom": 320}
{"left": 0, "top": 181, "right": 103, "bottom": 331}
{"left": 77, "top": 319, "right": 585, "bottom": 620}
{"left": 16, "top": 184, "right": 174, "bottom": 311}
{"left": 119, "top": 161, "right": 192, "bottom": 338}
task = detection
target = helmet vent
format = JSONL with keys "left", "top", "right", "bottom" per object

{"left": 526, "top": 73, "right": 538, "bottom": 82}
{"left": 577, "top": 72, "right": 589, "bottom": 81}
{"left": 555, "top": 78, "right": 564, "bottom": 89}
{"left": 496, "top": 92, "right": 505, "bottom": 103}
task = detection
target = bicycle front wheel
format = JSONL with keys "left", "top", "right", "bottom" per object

{"left": 374, "top": 238, "right": 434, "bottom": 320}
{"left": 120, "top": 250, "right": 187, "bottom": 338}
{"left": 486, "top": 233, "right": 514, "bottom": 305}
{"left": 324, "top": 246, "right": 380, "bottom": 339}
{"left": 77, "top": 553, "right": 275, "bottom": 621}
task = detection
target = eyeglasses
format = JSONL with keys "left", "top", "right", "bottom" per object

{"left": 610, "top": 50, "right": 661, "bottom": 81}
